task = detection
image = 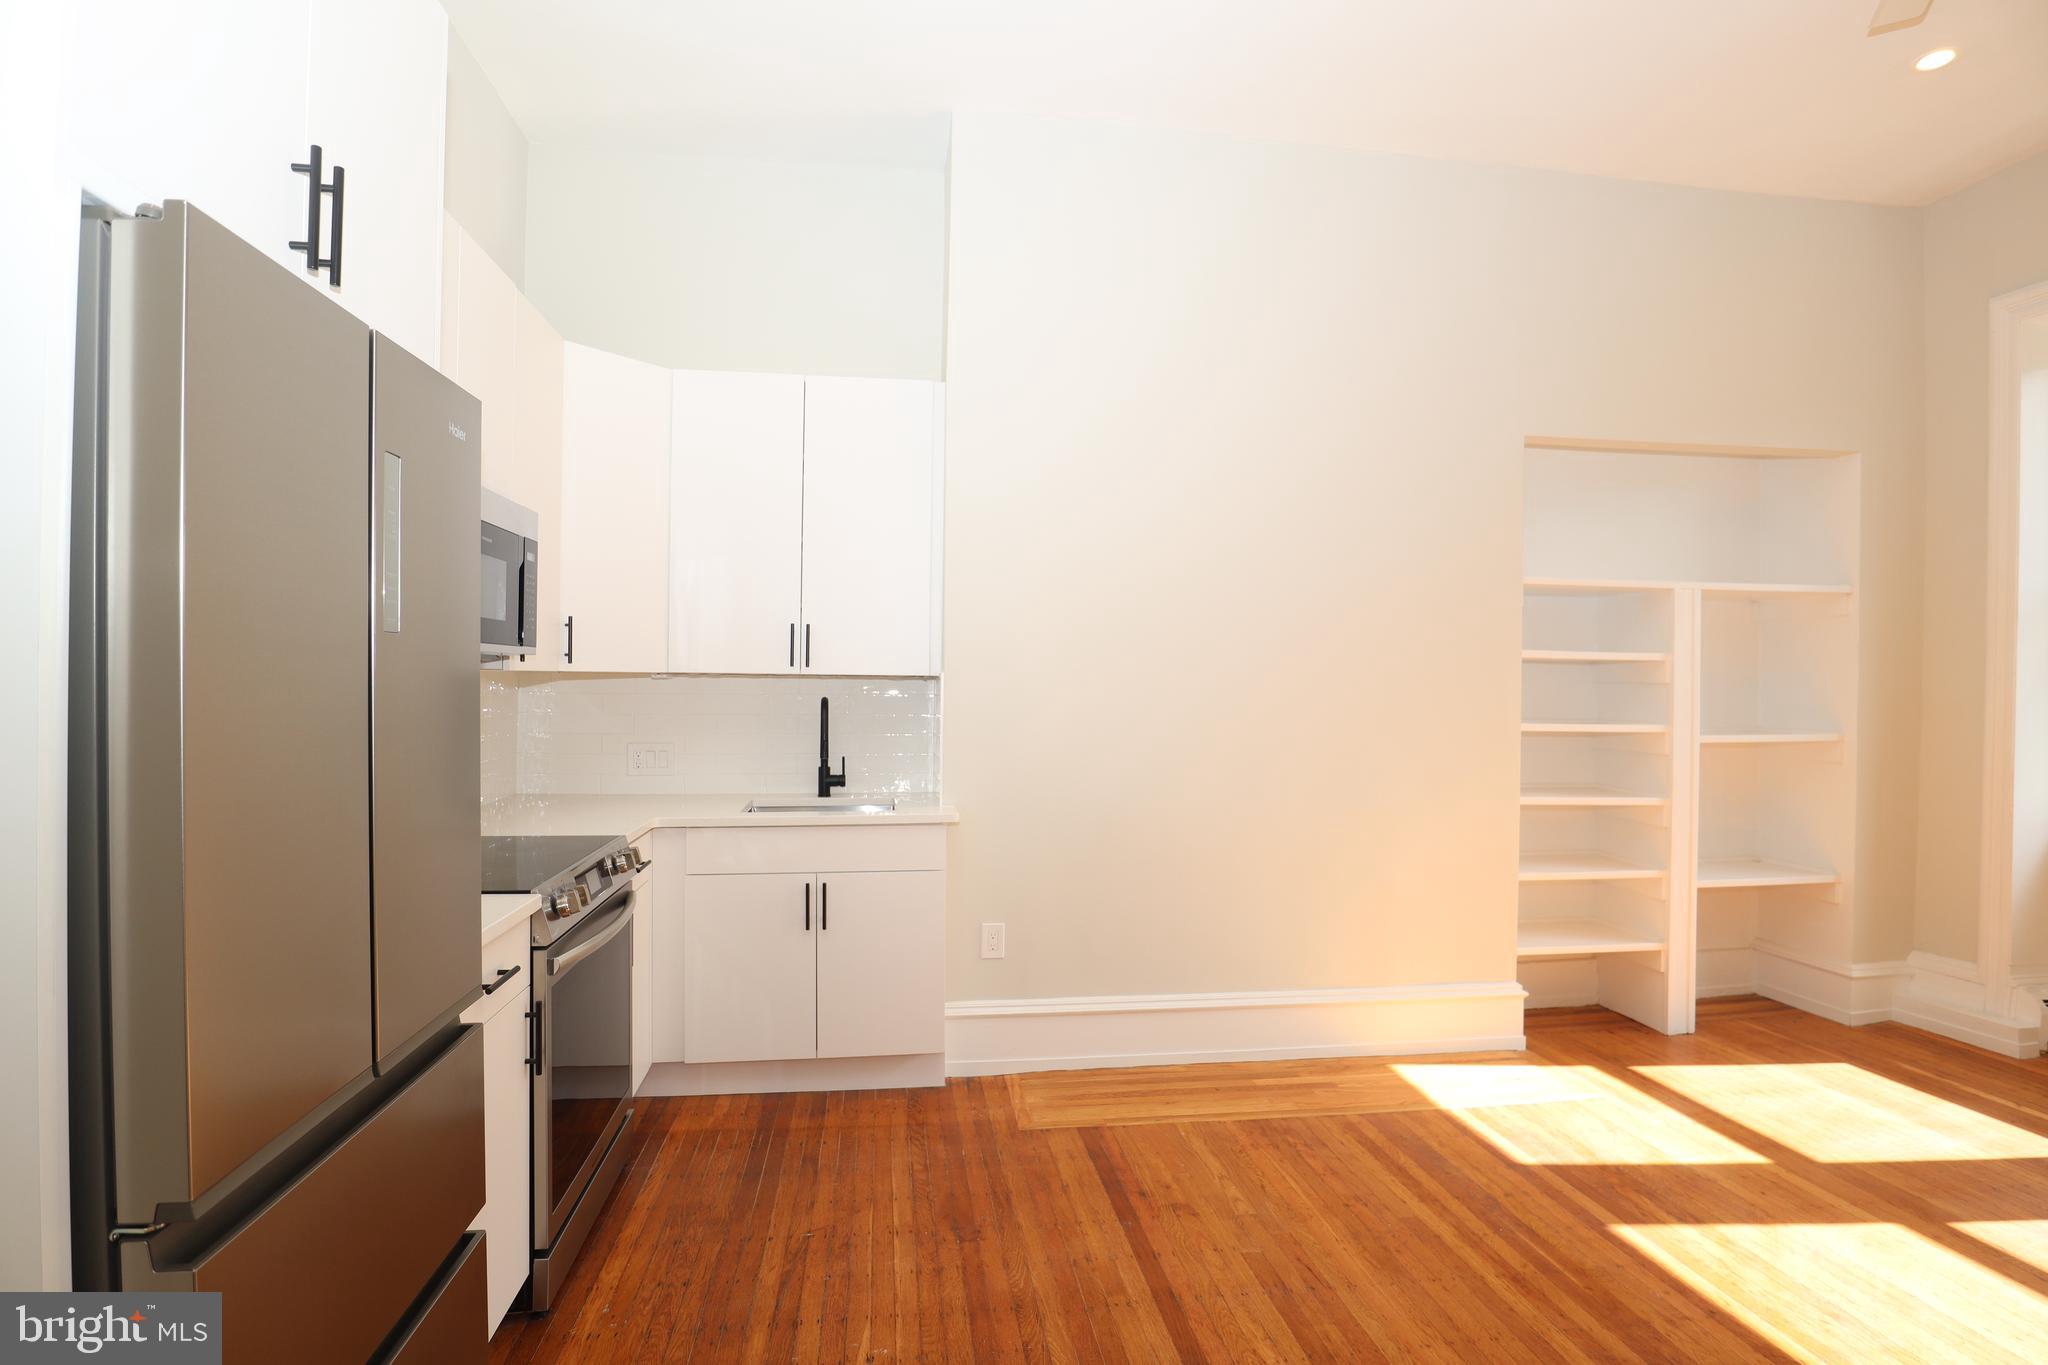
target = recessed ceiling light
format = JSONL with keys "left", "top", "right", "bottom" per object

{"left": 1914, "top": 48, "right": 1957, "bottom": 72}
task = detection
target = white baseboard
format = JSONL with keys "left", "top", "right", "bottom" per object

{"left": 1888, "top": 952, "right": 2045, "bottom": 1059}
{"left": 943, "top": 982, "right": 1527, "bottom": 1077}
{"left": 639, "top": 1053, "right": 946, "bottom": 1096}
{"left": 1752, "top": 943, "right": 1909, "bottom": 1026}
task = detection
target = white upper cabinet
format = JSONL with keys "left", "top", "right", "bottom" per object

{"left": 799, "top": 378, "right": 942, "bottom": 677}
{"left": 511, "top": 295, "right": 565, "bottom": 668}
{"left": 303, "top": 0, "right": 448, "bottom": 362}
{"left": 669, "top": 371, "right": 806, "bottom": 674}
{"left": 66, "top": 1, "right": 449, "bottom": 359}
{"left": 443, "top": 217, "right": 562, "bottom": 669}
{"left": 64, "top": 0, "right": 312, "bottom": 275}
{"left": 442, "top": 218, "right": 521, "bottom": 496}
{"left": 561, "top": 343, "right": 672, "bottom": 673}
{"left": 668, "top": 371, "right": 943, "bottom": 677}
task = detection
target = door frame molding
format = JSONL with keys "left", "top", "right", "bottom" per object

{"left": 1958, "top": 279, "right": 2048, "bottom": 1051}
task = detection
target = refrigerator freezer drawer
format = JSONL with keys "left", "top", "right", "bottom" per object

{"left": 378, "top": 1230, "right": 488, "bottom": 1365}
{"left": 187, "top": 1027, "right": 483, "bottom": 1365}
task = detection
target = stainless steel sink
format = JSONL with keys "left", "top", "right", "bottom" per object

{"left": 744, "top": 800, "right": 897, "bottom": 815}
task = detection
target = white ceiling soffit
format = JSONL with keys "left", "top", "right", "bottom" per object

{"left": 443, "top": 0, "right": 2048, "bottom": 205}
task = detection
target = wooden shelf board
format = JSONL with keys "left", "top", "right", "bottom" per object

{"left": 1697, "top": 581, "right": 1854, "bottom": 599}
{"left": 1517, "top": 919, "right": 1667, "bottom": 958}
{"left": 1697, "top": 857, "right": 1837, "bottom": 889}
{"left": 1522, "top": 721, "right": 1668, "bottom": 736}
{"left": 1524, "top": 577, "right": 1678, "bottom": 596}
{"left": 1701, "top": 731, "right": 1843, "bottom": 746}
{"left": 1524, "top": 576, "right": 1852, "bottom": 598}
{"left": 1521, "top": 649, "right": 1669, "bottom": 665}
{"left": 1524, "top": 435, "right": 1855, "bottom": 461}
{"left": 1520, "top": 784, "right": 1666, "bottom": 808}
{"left": 1519, "top": 852, "right": 1664, "bottom": 882}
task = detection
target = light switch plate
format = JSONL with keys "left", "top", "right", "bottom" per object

{"left": 627, "top": 741, "right": 674, "bottom": 774}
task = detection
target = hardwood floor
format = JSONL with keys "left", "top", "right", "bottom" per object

{"left": 488, "top": 999, "right": 2048, "bottom": 1363}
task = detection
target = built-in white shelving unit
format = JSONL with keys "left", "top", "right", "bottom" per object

{"left": 1517, "top": 436, "right": 1859, "bottom": 1035}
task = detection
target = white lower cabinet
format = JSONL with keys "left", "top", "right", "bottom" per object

{"left": 681, "top": 873, "right": 818, "bottom": 1064}
{"left": 670, "top": 826, "right": 947, "bottom": 1068}
{"left": 815, "top": 872, "right": 945, "bottom": 1058}
{"left": 630, "top": 865, "right": 656, "bottom": 1093}
{"left": 471, "top": 978, "right": 530, "bottom": 1337}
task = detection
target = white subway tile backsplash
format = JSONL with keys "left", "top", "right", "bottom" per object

{"left": 480, "top": 675, "right": 518, "bottom": 802}
{"left": 505, "top": 675, "right": 941, "bottom": 797}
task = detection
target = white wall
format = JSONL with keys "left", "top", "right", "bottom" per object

{"left": 1915, "top": 151, "right": 2048, "bottom": 965}
{"left": 444, "top": 30, "right": 529, "bottom": 288}
{"left": 942, "top": 113, "right": 1924, "bottom": 1009}
{"left": 0, "top": 0, "right": 78, "bottom": 1292}
{"left": 523, "top": 139, "right": 947, "bottom": 378}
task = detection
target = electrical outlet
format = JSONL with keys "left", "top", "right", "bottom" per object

{"left": 980, "top": 922, "right": 1006, "bottom": 959}
{"left": 626, "top": 742, "right": 673, "bottom": 774}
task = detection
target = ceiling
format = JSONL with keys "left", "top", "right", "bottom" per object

{"left": 443, "top": 0, "right": 2048, "bottom": 205}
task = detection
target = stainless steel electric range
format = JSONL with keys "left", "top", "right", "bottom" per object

{"left": 482, "top": 833, "right": 648, "bottom": 1311}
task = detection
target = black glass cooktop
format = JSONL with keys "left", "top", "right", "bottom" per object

{"left": 481, "top": 834, "right": 617, "bottom": 894}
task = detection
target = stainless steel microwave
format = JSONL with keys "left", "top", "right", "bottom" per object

{"left": 481, "top": 488, "right": 539, "bottom": 659}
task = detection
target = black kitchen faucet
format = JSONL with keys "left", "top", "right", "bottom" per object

{"left": 818, "top": 697, "right": 847, "bottom": 798}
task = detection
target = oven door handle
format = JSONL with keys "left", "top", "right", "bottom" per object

{"left": 547, "top": 896, "right": 634, "bottom": 977}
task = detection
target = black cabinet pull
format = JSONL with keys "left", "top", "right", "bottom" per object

{"left": 288, "top": 145, "right": 322, "bottom": 272}
{"left": 481, "top": 964, "right": 521, "bottom": 995}
{"left": 288, "top": 145, "right": 344, "bottom": 287}
{"left": 821, "top": 881, "right": 828, "bottom": 931}
{"left": 804, "top": 624, "right": 812, "bottom": 668}
{"left": 325, "top": 163, "right": 345, "bottom": 287}
{"left": 789, "top": 623, "right": 795, "bottom": 667}
{"left": 530, "top": 999, "right": 545, "bottom": 1075}
{"left": 803, "top": 882, "right": 811, "bottom": 931}
{"left": 564, "top": 614, "right": 574, "bottom": 665}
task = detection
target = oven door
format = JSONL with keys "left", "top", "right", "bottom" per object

{"left": 532, "top": 887, "right": 635, "bottom": 1246}
{"left": 480, "top": 519, "right": 532, "bottom": 655}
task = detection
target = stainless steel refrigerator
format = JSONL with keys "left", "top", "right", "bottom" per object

{"left": 68, "top": 202, "right": 489, "bottom": 1364}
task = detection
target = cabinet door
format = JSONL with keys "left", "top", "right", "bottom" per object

{"left": 304, "top": 0, "right": 449, "bottom": 362}
{"left": 511, "top": 294, "right": 565, "bottom": 669}
{"left": 473, "top": 982, "right": 531, "bottom": 1337}
{"left": 681, "top": 874, "right": 816, "bottom": 1064}
{"left": 64, "top": 0, "right": 309, "bottom": 275}
{"left": 651, "top": 840, "right": 689, "bottom": 1065}
{"left": 630, "top": 868, "right": 655, "bottom": 1093}
{"left": 561, "top": 344, "right": 671, "bottom": 673}
{"left": 815, "top": 871, "right": 944, "bottom": 1059}
{"left": 444, "top": 221, "right": 520, "bottom": 496}
{"left": 800, "top": 378, "right": 941, "bottom": 677}
{"left": 669, "top": 371, "right": 805, "bottom": 674}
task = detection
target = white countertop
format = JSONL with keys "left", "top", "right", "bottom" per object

{"left": 477, "top": 793, "right": 957, "bottom": 943}
{"left": 481, "top": 792, "right": 958, "bottom": 841}
{"left": 482, "top": 892, "right": 540, "bottom": 945}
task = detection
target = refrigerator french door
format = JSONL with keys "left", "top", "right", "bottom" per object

{"left": 69, "top": 202, "right": 488, "bottom": 1364}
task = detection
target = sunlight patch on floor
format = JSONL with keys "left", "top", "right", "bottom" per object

{"left": 1613, "top": 1222, "right": 2048, "bottom": 1365}
{"left": 1954, "top": 1221, "right": 2048, "bottom": 1276}
{"left": 1393, "top": 1064, "right": 1767, "bottom": 1165}
{"left": 1633, "top": 1063, "right": 2048, "bottom": 1163}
